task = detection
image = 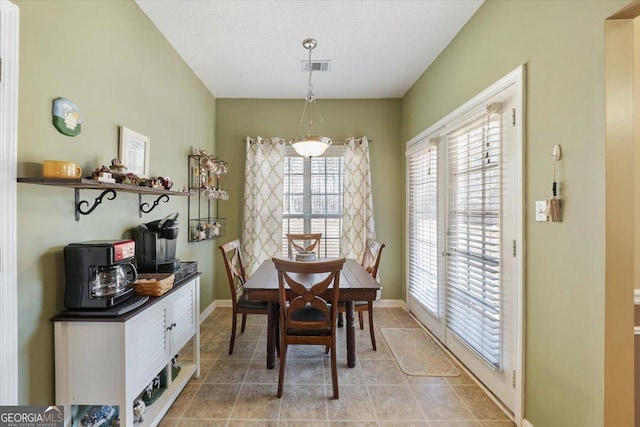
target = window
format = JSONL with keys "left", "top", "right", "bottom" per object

{"left": 445, "top": 106, "right": 503, "bottom": 368}
{"left": 282, "top": 146, "right": 344, "bottom": 258}
{"left": 406, "top": 67, "right": 523, "bottom": 413}
{"left": 408, "top": 142, "right": 440, "bottom": 317}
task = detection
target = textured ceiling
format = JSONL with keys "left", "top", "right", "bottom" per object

{"left": 136, "top": 0, "right": 483, "bottom": 99}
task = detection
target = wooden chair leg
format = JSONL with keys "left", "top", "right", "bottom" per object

{"left": 241, "top": 313, "right": 247, "bottom": 332}
{"left": 275, "top": 321, "right": 281, "bottom": 357}
{"left": 367, "top": 301, "right": 376, "bottom": 351}
{"left": 277, "top": 344, "right": 287, "bottom": 398}
{"left": 358, "top": 310, "right": 364, "bottom": 329}
{"left": 229, "top": 312, "right": 237, "bottom": 355}
{"left": 330, "top": 340, "right": 339, "bottom": 399}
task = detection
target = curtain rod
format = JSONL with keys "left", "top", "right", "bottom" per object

{"left": 242, "top": 137, "right": 373, "bottom": 143}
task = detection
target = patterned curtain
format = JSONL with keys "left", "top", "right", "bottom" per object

{"left": 241, "top": 137, "right": 285, "bottom": 275}
{"left": 341, "top": 136, "right": 375, "bottom": 259}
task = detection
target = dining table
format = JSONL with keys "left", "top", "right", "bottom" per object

{"left": 243, "top": 258, "right": 381, "bottom": 369}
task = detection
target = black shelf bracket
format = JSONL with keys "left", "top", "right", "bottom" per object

{"left": 75, "top": 189, "right": 117, "bottom": 221}
{"left": 139, "top": 194, "right": 170, "bottom": 217}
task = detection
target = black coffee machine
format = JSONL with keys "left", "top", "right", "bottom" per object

{"left": 133, "top": 213, "right": 181, "bottom": 273}
{"left": 63, "top": 240, "right": 148, "bottom": 316}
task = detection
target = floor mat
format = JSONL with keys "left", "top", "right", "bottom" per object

{"left": 381, "top": 327, "right": 460, "bottom": 376}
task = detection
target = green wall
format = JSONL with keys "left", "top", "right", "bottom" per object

{"left": 14, "top": 0, "right": 215, "bottom": 403}
{"left": 215, "top": 99, "right": 402, "bottom": 301}
{"left": 401, "top": 1, "right": 629, "bottom": 426}
{"left": 14, "top": 0, "right": 631, "bottom": 423}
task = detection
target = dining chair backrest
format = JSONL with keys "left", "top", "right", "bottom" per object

{"left": 361, "top": 238, "right": 386, "bottom": 279}
{"left": 286, "top": 233, "right": 322, "bottom": 258}
{"left": 219, "top": 239, "right": 248, "bottom": 301}
{"left": 272, "top": 257, "right": 346, "bottom": 399}
{"left": 272, "top": 257, "right": 345, "bottom": 332}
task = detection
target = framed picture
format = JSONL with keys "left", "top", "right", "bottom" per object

{"left": 119, "top": 126, "right": 150, "bottom": 178}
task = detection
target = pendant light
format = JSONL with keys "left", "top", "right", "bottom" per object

{"left": 289, "top": 38, "right": 332, "bottom": 157}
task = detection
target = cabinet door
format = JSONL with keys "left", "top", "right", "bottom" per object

{"left": 169, "top": 282, "right": 197, "bottom": 353}
{"left": 129, "top": 302, "right": 171, "bottom": 393}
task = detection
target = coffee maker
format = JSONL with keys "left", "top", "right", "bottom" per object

{"left": 133, "top": 213, "right": 181, "bottom": 273}
{"left": 63, "top": 240, "right": 148, "bottom": 316}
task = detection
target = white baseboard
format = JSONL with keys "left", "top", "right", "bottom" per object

{"left": 635, "top": 289, "right": 640, "bottom": 305}
{"left": 199, "top": 302, "right": 215, "bottom": 324}
{"left": 374, "top": 299, "right": 405, "bottom": 308}
{"left": 214, "top": 299, "right": 233, "bottom": 308}
{"left": 522, "top": 419, "right": 534, "bottom": 427}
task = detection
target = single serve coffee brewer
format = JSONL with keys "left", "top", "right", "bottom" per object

{"left": 133, "top": 212, "right": 181, "bottom": 273}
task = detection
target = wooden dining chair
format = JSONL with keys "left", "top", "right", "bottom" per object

{"left": 338, "top": 238, "right": 386, "bottom": 351}
{"left": 272, "top": 257, "right": 346, "bottom": 399}
{"left": 286, "top": 233, "right": 322, "bottom": 258}
{"left": 219, "top": 239, "right": 270, "bottom": 355}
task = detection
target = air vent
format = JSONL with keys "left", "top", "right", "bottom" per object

{"left": 301, "top": 60, "right": 331, "bottom": 72}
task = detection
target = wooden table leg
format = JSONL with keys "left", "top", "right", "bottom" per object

{"left": 345, "top": 300, "right": 356, "bottom": 368}
{"left": 266, "top": 301, "right": 277, "bottom": 369}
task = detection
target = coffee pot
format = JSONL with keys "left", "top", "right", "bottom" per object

{"left": 90, "top": 263, "right": 137, "bottom": 298}
{"left": 64, "top": 240, "right": 143, "bottom": 312}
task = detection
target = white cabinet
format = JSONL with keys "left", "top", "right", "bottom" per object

{"left": 54, "top": 275, "right": 200, "bottom": 427}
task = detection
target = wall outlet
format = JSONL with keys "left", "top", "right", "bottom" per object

{"left": 535, "top": 200, "right": 548, "bottom": 222}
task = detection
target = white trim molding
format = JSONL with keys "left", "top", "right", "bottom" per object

{"left": 199, "top": 301, "right": 216, "bottom": 324}
{"left": 214, "top": 299, "right": 233, "bottom": 308}
{"left": 522, "top": 419, "right": 534, "bottom": 427}
{"left": 634, "top": 289, "right": 640, "bottom": 305}
{"left": 373, "top": 299, "right": 405, "bottom": 308}
{"left": 0, "top": 0, "right": 19, "bottom": 405}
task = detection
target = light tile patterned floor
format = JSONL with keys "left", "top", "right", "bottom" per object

{"left": 160, "top": 307, "right": 515, "bottom": 427}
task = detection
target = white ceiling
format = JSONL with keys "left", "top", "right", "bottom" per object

{"left": 135, "top": 0, "right": 483, "bottom": 99}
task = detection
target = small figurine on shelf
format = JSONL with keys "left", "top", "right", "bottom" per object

{"left": 209, "top": 221, "right": 221, "bottom": 237}
{"left": 133, "top": 399, "right": 145, "bottom": 423}
{"left": 200, "top": 168, "right": 207, "bottom": 188}
{"left": 158, "top": 176, "right": 173, "bottom": 190}
{"left": 196, "top": 223, "right": 206, "bottom": 240}
{"left": 110, "top": 158, "right": 127, "bottom": 174}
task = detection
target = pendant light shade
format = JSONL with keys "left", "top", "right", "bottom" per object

{"left": 290, "top": 135, "right": 332, "bottom": 157}
{"left": 290, "top": 38, "right": 332, "bottom": 157}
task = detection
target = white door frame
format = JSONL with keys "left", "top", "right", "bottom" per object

{"left": 405, "top": 65, "right": 525, "bottom": 425}
{"left": 0, "top": 0, "right": 19, "bottom": 405}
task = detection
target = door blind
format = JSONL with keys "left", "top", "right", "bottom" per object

{"left": 408, "top": 142, "right": 439, "bottom": 317}
{"left": 445, "top": 104, "right": 502, "bottom": 368}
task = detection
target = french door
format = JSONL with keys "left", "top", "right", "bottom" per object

{"left": 406, "top": 67, "right": 524, "bottom": 417}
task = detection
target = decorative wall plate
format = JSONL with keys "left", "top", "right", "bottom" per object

{"left": 52, "top": 97, "right": 82, "bottom": 137}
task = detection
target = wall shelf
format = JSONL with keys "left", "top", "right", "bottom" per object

{"left": 17, "top": 177, "right": 191, "bottom": 221}
{"left": 187, "top": 155, "right": 228, "bottom": 242}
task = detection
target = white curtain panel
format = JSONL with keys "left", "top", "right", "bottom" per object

{"left": 341, "top": 136, "right": 376, "bottom": 259}
{"left": 241, "top": 136, "right": 285, "bottom": 275}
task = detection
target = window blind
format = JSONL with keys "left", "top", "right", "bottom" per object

{"left": 445, "top": 104, "right": 502, "bottom": 368}
{"left": 408, "top": 142, "right": 440, "bottom": 317}
{"left": 282, "top": 155, "right": 344, "bottom": 258}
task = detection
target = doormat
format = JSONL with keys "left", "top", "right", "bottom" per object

{"left": 381, "top": 327, "right": 460, "bottom": 377}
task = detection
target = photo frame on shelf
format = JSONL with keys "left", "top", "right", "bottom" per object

{"left": 119, "top": 126, "right": 150, "bottom": 178}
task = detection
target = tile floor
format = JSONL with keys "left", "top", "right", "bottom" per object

{"left": 160, "top": 307, "right": 515, "bottom": 427}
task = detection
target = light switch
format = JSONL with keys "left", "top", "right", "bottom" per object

{"left": 535, "top": 201, "right": 548, "bottom": 222}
